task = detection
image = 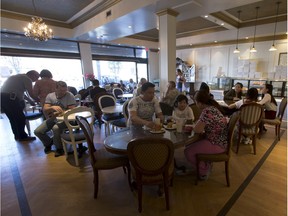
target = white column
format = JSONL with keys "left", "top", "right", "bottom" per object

{"left": 157, "top": 9, "right": 179, "bottom": 94}
{"left": 79, "top": 43, "right": 93, "bottom": 88}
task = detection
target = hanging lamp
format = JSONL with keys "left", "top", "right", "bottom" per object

{"left": 269, "top": 2, "right": 281, "bottom": 51}
{"left": 233, "top": 10, "right": 241, "bottom": 54}
{"left": 250, "top": 7, "right": 260, "bottom": 53}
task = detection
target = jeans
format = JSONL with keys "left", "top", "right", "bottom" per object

{"left": 34, "top": 118, "right": 67, "bottom": 150}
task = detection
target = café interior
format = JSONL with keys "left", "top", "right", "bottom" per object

{"left": 1, "top": 0, "right": 287, "bottom": 215}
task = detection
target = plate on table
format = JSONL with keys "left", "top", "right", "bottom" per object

{"left": 163, "top": 124, "right": 177, "bottom": 130}
{"left": 149, "top": 128, "right": 166, "bottom": 134}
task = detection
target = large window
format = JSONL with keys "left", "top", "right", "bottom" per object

{"left": 0, "top": 56, "right": 83, "bottom": 90}
{"left": 92, "top": 60, "right": 148, "bottom": 86}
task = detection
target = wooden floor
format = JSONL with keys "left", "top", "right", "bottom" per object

{"left": 1, "top": 115, "right": 287, "bottom": 216}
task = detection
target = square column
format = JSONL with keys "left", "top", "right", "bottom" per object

{"left": 157, "top": 9, "right": 179, "bottom": 94}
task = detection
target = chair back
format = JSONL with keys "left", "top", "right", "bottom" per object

{"left": 98, "top": 95, "right": 116, "bottom": 110}
{"left": 122, "top": 99, "right": 130, "bottom": 121}
{"left": 277, "top": 97, "right": 287, "bottom": 121}
{"left": 159, "top": 102, "right": 174, "bottom": 116}
{"left": 113, "top": 88, "right": 124, "bottom": 100}
{"left": 63, "top": 106, "right": 94, "bottom": 143}
{"left": 239, "top": 103, "right": 263, "bottom": 131}
{"left": 127, "top": 137, "right": 174, "bottom": 177}
{"left": 227, "top": 112, "right": 240, "bottom": 155}
{"left": 189, "top": 103, "right": 201, "bottom": 121}
{"left": 76, "top": 116, "right": 97, "bottom": 164}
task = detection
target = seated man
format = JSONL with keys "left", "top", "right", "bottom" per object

{"left": 128, "top": 82, "right": 163, "bottom": 130}
{"left": 224, "top": 82, "right": 243, "bottom": 101}
{"left": 161, "top": 81, "right": 179, "bottom": 107}
{"left": 133, "top": 77, "right": 147, "bottom": 97}
{"left": 34, "top": 81, "right": 76, "bottom": 157}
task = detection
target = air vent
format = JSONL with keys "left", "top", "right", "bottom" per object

{"left": 106, "top": 10, "right": 111, "bottom": 17}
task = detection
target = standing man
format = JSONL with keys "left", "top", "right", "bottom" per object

{"left": 34, "top": 81, "right": 76, "bottom": 157}
{"left": 1, "top": 70, "right": 39, "bottom": 141}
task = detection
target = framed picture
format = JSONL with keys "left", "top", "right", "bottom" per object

{"left": 278, "top": 52, "right": 287, "bottom": 66}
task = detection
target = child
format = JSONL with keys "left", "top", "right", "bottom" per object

{"left": 172, "top": 94, "right": 194, "bottom": 123}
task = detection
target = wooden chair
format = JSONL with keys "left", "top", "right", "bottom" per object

{"left": 189, "top": 103, "right": 201, "bottom": 121}
{"left": 195, "top": 111, "right": 239, "bottom": 186}
{"left": 236, "top": 103, "right": 263, "bottom": 155}
{"left": 98, "top": 94, "right": 123, "bottom": 134}
{"left": 127, "top": 137, "right": 174, "bottom": 213}
{"left": 261, "top": 97, "right": 287, "bottom": 140}
{"left": 111, "top": 99, "right": 130, "bottom": 132}
{"left": 113, "top": 87, "right": 125, "bottom": 104}
{"left": 76, "top": 116, "right": 131, "bottom": 198}
{"left": 61, "top": 106, "right": 94, "bottom": 166}
{"left": 159, "top": 102, "right": 174, "bottom": 116}
{"left": 24, "top": 103, "right": 43, "bottom": 136}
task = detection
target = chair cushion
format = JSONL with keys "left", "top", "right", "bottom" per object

{"left": 61, "top": 130, "right": 86, "bottom": 141}
{"left": 102, "top": 113, "right": 123, "bottom": 121}
{"left": 93, "top": 149, "right": 129, "bottom": 169}
{"left": 262, "top": 118, "right": 281, "bottom": 125}
{"left": 25, "top": 112, "right": 43, "bottom": 120}
{"left": 111, "top": 118, "right": 126, "bottom": 128}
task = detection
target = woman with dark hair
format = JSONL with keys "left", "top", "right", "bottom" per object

{"left": 176, "top": 69, "right": 186, "bottom": 92}
{"left": 199, "top": 82, "right": 214, "bottom": 99}
{"left": 184, "top": 90, "right": 228, "bottom": 180}
{"left": 258, "top": 84, "right": 277, "bottom": 119}
{"left": 33, "top": 69, "right": 56, "bottom": 106}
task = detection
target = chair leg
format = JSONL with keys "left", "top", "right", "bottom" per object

{"left": 164, "top": 179, "right": 170, "bottom": 210}
{"left": 62, "top": 142, "right": 68, "bottom": 159}
{"left": 94, "top": 170, "right": 99, "bottom": 199}
{"left": 225, "top": 161, "right": 230, "bottom": 187}
{"left": 236, "top": 132, "right": 241, "bottom": 153}
{"left": 277, "top": 125, "right": 281, "bottom": 141}
{"left": 137, "top": 182, "right": 143, "bottom": 213}
{"left": 252, "top": 136, "right": 256, "bottom": 155}
{"left": 72, "top": 144, "right": 79, "bottom": 166}
{"left": 25, "top": 120, "right": 31, "bottom": 136}
{"left": 195, "top": 158, "right": 199, "bottom": 185}
{"left": 126, "top": 164, "right": 132, "bottom": 191}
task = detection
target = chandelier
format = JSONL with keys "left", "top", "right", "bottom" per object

{"left": 23, "top": 0, "right": 53, "bottom": 41}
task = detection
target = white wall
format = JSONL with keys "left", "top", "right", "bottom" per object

{"left": 176, "top": 39, "right": 287, "bottom": 86}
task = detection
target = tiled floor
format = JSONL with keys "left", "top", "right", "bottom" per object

{"left": 0, "top": 115, "right": 287, "bottom": 216}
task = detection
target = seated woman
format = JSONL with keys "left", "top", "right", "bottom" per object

{"left": 128, "top": 82, "right": 163, "bottom": 130}
{"left": 257, "top": 84, "right": 277, "bottom": 119}
{"left": 224, "top": 82, "right": 243, "bottom": 101}
{"left": 184, "top": 90, "right": 228, "bottom": 180}
{"left": 199, "top": 82, "right": 214, "bottom": 99}
{"left": 161, "top": 81, "right": 179, "bottom": 107}
{"left": 172, "top": 94, "right": 194, "bottom": 123}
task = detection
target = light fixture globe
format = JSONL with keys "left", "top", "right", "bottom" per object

{"left": 269, "top": 2, "right": 281, "bottom": 52}
{"left": 250, "top": 7, "right": 260, "bottom": 53}
{"left": 250, "top": 46, "right": 257, "bottom": 53}
{"left": 233, "top": 48, "right": 240, "bottom": 53}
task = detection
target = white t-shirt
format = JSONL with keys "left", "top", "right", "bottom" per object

{"left": 128, "top": 96, "right": 162, "bottom": 125}
{"left": 172, "top": 106, "right": 194, "bottom": 121}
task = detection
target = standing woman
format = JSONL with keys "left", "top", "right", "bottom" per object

{"left": 258, "top": 84, "right": 277, "bottom": 119}
{"left": 176, "top": 69, "right": 186, "bottom": 92}
{"left": 184, "top": 90, "right": 228, "bottom": 180}
{"left": 33, "top": 69, "right": 57, "bottom": 107}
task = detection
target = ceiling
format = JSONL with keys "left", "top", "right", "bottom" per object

{"left": 1, "top": 0, "right": 287, "bottom": 49}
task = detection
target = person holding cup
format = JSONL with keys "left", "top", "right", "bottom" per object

{"left": 184, "top": 90, "right": 228, "bottom": 180}
{"left": 128, "top": 82, "right": 163, "bottom": 131}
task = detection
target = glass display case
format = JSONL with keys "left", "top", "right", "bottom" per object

{"left": 267, "top": 80, "right": 287, "bottom": 97}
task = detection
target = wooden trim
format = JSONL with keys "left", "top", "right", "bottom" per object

{"left": 156, "top": 9, "right": 179, "bottom": 17}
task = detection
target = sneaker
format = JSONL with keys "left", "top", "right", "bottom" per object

{"left": 55, "top": 149, "right": 64, "bottom": 157}
{"left": 17, "top": 136, "right": 36, "bottom": 141}
{"left": 243, "top": 137, "right": 252, "bottom": 145}
{"left": 44, "top": 146, "right": 52, "bottom": 154}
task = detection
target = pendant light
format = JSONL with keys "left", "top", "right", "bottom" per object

{"left": 269, "top": 2, "right": 281, "bottom": 51}
{"left": 250, "top": 7, "right": 260, "bottom": 53}
{"left": 233, "top": 10, "right": 241, "bottom": 54}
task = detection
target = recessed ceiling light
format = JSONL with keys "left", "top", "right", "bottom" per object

{"left": 204, "top": 15, "right": 208, "bottom": 18}
{"left": 189, "top": 43, "right": 192, "bottom": 46}
{"left": 221, "top": 23, "right": 224, "bottom": 26}
{"left": 245, "top": 37, "right": 249, "bottom": 39}
{"left": 128, "top": 25, "right": 132, "bottom": 28}
{"left": 214, "top": 40, "right": 218, "bottom": 43}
